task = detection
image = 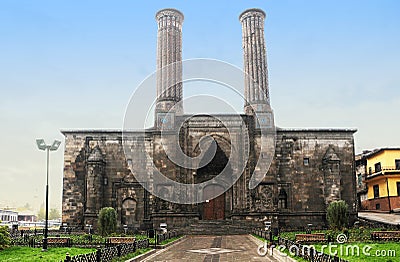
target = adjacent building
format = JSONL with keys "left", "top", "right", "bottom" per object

{"left": 358, "top": 148, "right": 400, "bottom": 212}
{"left": 355, "top": 151, "right": 370, "bottom": 209}
{"left": 18, "top": 211, "right": 37, "bottom": 223}
{"left": 0, "top": 209, "right": 18, "bottom": 223}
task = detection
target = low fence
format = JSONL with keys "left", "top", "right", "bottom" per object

{"left": 62, "top": 239, "right": 150, "bottom": 262}
{"left": 155, "top": 231, "right": 178, "bottom": 245}
{"left": 8, "top": 229, "right": 87, "bottom": 240}
{"left": 252, "top": 228, "right": 273, "bottom": 241}
{"left": 371, "top": 231, "right": 400, "bottom": 241}
{"left": 17, "top": 231, "right": 174, "bottom": 249}
{"left": 105, "top": 237, "right": 136, "bottom": 247}
{"left": 25, "top": 237, "right": 139, "bottom": 249}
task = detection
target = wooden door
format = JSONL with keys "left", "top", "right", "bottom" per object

{"left": 203, "top": 186, "right": 225, "bottom": 220}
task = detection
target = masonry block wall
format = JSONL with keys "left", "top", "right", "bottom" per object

{"left": 61, "top": 127, "right": 356, "bottom": 230}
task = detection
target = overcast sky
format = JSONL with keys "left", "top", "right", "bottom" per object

{"left": 0, "top": 0, "right": 399, "bottom": 212}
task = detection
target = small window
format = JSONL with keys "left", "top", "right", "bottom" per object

{"left": 369, "top": 167, "right": 372, "bottom": 175}
{"left": 278, "top": 189, "right": 288, "bottom": 209}
{"left": 373, "top": 185, "right": 380, "bottom": 198}
{"left": 303, "top": 158, "right": 309, "bottom": 166}
{"left": 376, "top": 203, "right": 381, "bottom": 210}
{"left": 397, "top": 182, "right": 400, "bottom": 196}
{"left": 375, "top": 162, "right": 381, "bottom": 173}
{"left": 357, "top": 174, "right": 363, "bottom": 187}
{"left": 395, "top": 160, "right": 400, "bottom": 170}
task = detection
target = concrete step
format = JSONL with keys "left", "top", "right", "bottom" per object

{"left": 182, "top": 220, "right": 252, "bottom": 235}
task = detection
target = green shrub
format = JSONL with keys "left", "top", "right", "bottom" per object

{"left": 98, "top": 207, "right": 117, "bottom": 236}
{"left": 326, "top": 200, "right": 349, "bottom": 230}
{"left": 0, "top": 225, "right": 11, "bottom": 250}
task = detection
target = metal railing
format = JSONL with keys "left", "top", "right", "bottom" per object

{"left": 61, "top": 239, "right": 149, "bottom": 262}
{"left": 368, "top": 166, "right": 400, "bottom": 176}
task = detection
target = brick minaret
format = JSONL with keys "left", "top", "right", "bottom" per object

{"left": 155, "top": 8, "right": 184, "bottom": 120}
{"left": 239, "top": 9, "right": 270, "bottom": 114}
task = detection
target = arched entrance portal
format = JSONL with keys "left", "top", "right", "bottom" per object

{"left": 196, "top": 140, "right": 231, "bottom": 220}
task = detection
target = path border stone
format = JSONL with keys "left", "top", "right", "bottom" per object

{"left": 127, "top": 235, "right": 187, "bottom": 262}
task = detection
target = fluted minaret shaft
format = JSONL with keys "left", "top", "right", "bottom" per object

{"left": 240, "top": 9, "right": 269, "bottom": 114}
{"left": 155, "top": 9, "right": 184, "bottom": 115}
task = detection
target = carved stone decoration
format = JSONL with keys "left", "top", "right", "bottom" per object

{"left": 252, "top": 184, "right": 274, "bottom": 212}
{"left": 156, "top": 185, "right": 173, "bottom": 211}
{"left": 123, "top": 172, "right": 136, "bottom": 183}
{"left": 85, "top": 146, "right": 105, "bottom": 214}
{"left": 322, "top": 145, "right": 341, "bottom": 205}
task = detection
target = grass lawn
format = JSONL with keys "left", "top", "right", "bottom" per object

{"left": 0, "top": 246, "right": 96, "bottom": 262}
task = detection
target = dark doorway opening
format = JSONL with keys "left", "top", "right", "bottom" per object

{"left": 196, "top": 141, "right": 230, "bottom": 220}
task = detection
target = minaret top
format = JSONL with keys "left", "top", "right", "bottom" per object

{"left": 156, "top": 8, "right": 184, "bottom": 21}
{"left": 240, "top": 8, "right": 270, "bottom": 113}
{"left": 239, "top": 8, "right": 266, "bottom": 21}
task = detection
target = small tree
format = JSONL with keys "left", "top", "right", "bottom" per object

{"left": 0, "top": 225, "right": 11, "bottom": 250}
{"left": 49, "top": 208, "right": 61, "bottom": 220}
{"left": 326, "top": 200, "right": 349, "bottom": 230}
{"left": 98, "top": 207, "right": 117, "bottom": 236}
{"left": 37, "top": 203, "right": 45, "bottom": 221}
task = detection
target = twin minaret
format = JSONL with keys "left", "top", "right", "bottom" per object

{"left": 155, "top": 8, "right": 269, "bottom": 122}
{"left": 239, "top": 9, "right": 270, "bottom": 114}
{"left": 155, "top": 9, "right": 184, "bottom": 116}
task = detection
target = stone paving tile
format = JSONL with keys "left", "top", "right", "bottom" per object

{"left": 141, "top": 235, "right": 274, "bottom": 262}
{"left": 358, "top": 212, "right": 400, "bottom": 225}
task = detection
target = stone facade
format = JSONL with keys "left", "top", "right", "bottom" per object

{"left": 61, "top": 8, "right": 357, "bottom": 232}
{"left": 62, "top": 127, "right": 356, "bottom": 231}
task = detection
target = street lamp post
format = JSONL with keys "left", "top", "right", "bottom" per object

{"left": 36, "top": 139, "right": 61, "bottom": 252}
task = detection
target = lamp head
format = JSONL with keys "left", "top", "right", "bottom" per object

{"left": 50, "top": 140, "right": 61, "bottom": 151}
{"left": 36, "top": 139, "right": 47, "bottom": 151}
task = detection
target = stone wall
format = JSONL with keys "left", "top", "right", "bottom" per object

{"left": 61, "top": 126, "right": 356, "bottom": 231}
{"left": 61, "top": 131, "right": 151, "bottom": 229}
{"left": 272, "top": 129, "right": 357, "bottom": 228}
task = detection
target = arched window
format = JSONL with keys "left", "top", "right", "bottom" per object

{"left": 278, "top": 189, "right": 288, "bottom": 209}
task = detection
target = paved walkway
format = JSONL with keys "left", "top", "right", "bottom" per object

{"left": 141, "top": 235, "right": 275, "bottom": 262}
{"left": 359, "top": 212, "right": 400, "bottom": 225}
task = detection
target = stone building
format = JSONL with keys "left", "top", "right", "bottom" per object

{"left": 62, "top": 8, "right": 357, "bottom": 233}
